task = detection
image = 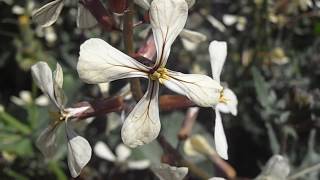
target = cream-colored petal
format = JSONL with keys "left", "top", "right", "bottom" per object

{"left": 115, "top": 144, "right": 131, "bottom": 162}
{"left": 77, "top": 38, "right": 149, "bottom": 84}
{"left": 93, "top": 141, "right": 116, "bottom": 162}
{"left": 216, "top": 88, "right": 238, "bottom": 116}
{"left": 32, "top": 0, "right": 64, "bottom": 27}
{"left": 180, "top": 29, "right": 206, "bottom": 51}
{"left": 163, "top": 70, "right": 223, "bottom": 107}
{"left": 134, "top": 0, "right": 151, "bottom": 10}
{"left": 53, "top": 63, "right": 65, "bottom": 107}
{"left": 66, "top": 121, "right": 92, "bottom": 178}
{"left": 36, "top": 124, "right": 60, "bottom": 158}
{"left": 214, "top": 109, "right": 228, "bottom": 160}
{"left": 152, "top": 163, "right": 188, "bottom": 180}
{"left": 31, "top": 62, "right": 61, "bottom": 109}
{"left": 77, "top": 4, "right": 97, "bottom": 29}
{"left": 184, "top": 134, "right": 215, "bottom": 156}
{"left": 150, "top": 0, "right": 188, "bottom": 68}
{"left": 121, "top": 80, "right": 160, "bottom": 148}
{"left": 127, "top": 160, "right": 151, "bottom": 170}
{"left": 209, "top": 41, "right": 227, "bottom": 83}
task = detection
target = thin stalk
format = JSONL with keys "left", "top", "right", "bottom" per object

{"left": 123, "top": 0, "right": 144, "bottom": 101}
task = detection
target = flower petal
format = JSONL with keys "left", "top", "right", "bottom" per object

{"left": 209, "top": 41, "right": 227, "bottom": 83}
{"left": 36, "top": 124, "right": 60, "bottom": 158}
{"left": 150, "top": 0, "right": 188, "bottom": 67}
{"left": 32, "top": 0, "right": 64, "bottom": 27}
{"left": 66, "top": 121, "right": 92, "bottom": 178}
{"left": 115, "top": 144, "right": 131, "bottom": 162}
{"left": 77, "top": 4, "right": 97, "bottom": 29}
{"left": 93, "top": 141, "right": 116, "bottom": 162}
{"left": 77, "top": 38, "right": 149, "bottom": 84}
{"left": 53, "top": 63, "right": 65, "bottom": 107}
{"left": 134, "top": 0, "right": 151, "bottom": 10}
{"left": 214, "top": 109, "right": 228, "bottom": 160}
{"left": 163, "top": 70, "right": 223, "bottom": 107}
{"left": 180, "top": 29, "right": 207, "bottom": 51}
{"left": 216, "top": 88, "right": 238, "bottom": 116}
{"left": 121, "top": 80, "right": 160, "bottom": 148}
{"left": 151, "top": 163, "right": 188, "bottom": 180}
{"left": 127, "top": 160, "right": 151, "bottom": 170}
{"left": 31, "top": 62, "right": 61, "bottom": 109}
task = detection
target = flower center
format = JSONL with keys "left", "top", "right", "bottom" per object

{"left": 219, "top": 89, "right": 228, "bottom": 104}
{"left": 149, "top": 68, "right": 170, "bottom": 84}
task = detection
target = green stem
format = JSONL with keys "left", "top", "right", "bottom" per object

{"left": 0, "top": 111, "right": 31, "bottom": 135}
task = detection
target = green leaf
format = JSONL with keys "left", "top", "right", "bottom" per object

{"left": 0, "top": 111, "right": 31, "bottom": 135}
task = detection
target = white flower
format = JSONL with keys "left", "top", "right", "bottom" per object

{"left": 32, "top": 0, "right": 97, "bottom": 28}
{"left": 135, "top": 0, "right": 207, "bottom": 50}
{"left": 151, "top": 163, "right": 188, "bottom": 180}
{"left": 77, "top": 0, "right": 224, "bottom": 148}
{"left": 10, "top": 90, "right": 49, "bottom": 107}
{"left": 209, "top": 41, "right": 238, "bottom": 160}
{"left": 31, "top": 61, "right": 91, "bottom": 178}
{"left": 94, "top": 141, "right": 150, "bottom": 170}
{"left": 254, "top": 155, "right": 290, "bottom": 180}
{"left": 222, "top": 14, "right": 247, "bottom": 31}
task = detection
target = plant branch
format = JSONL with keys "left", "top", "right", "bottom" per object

{"left": 123, "top": 0, "right": 144, "bottom": 101}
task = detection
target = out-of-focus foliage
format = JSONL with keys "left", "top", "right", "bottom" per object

{"left": 0, "top": 0, "right": 319, "bottom": 179}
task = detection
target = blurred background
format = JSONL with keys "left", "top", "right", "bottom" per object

{"left": 0, "top": 0, "right": 319, "bottom": 179}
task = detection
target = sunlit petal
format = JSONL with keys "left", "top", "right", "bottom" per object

{"left": 31, "top": 62, "right": 61, "bottom": 109}
{"left": 152, "top": 163, "right": 188, "bottom": 180}
{"left": 77, "top": 38, "right": 149, "bottom": 84}
{"left": 209, "top": 41, "right": 227, "bottom": 83}
{"left": 77, "top": 4, "right": 97, "bottom": 29}
{"left": 216, "top": 88, "right": 238, "bottom": 116}
{"left": 53, "top": 63, "right": 65, "bottom": 107}
{"left": 94, "top": 141, "right": 116, "bottom": 162}
{"left": 163, "top": 70, "right": 223, "bottom": 107}
{"left": 121, "top": 80, "right": 160, "bottom": 148}
{"left": 115, "top": 144, "right": 131, "bottom": 162}
{"left": 32, "top": 0, "right": 64, "bottom": 27}
{"left": 214, "top": 109, "right": 228, "bottom": 160}
{"left": 66, "top": 121, "right": 92, "bottom": 178}
{"left": 36, "top": 124, "right": 60, "bottom": 158}
{"left": 127, "top": 160, "right": 151, "bottom": 170}
{"left": 150, "top": 0, "right": 188, "bottom": 67}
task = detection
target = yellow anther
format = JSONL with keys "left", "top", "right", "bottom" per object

{"left": 149, "top": 68, "right": 170, "bottom": 84}
{"left": 219, "top": 89, "right": 228, "bottom": 104}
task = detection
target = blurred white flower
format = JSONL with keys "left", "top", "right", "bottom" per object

{"left": 222, "top": 14, "right": 247, "bottom": 31}
{"left": 32, "top": 0, "right": 97, "bottom": 28}
{"left": 78, "top": 0, "right": 224, "bottom": 148}
{"left": 151, "top": 163, "right": 188, "bottom": 180}
{"left": 31, "top": 61, "right": 91, "bottom": 178}
{"left": 12, "top": 1, "right": 35, "bottom": 15}
{"left": 206, "top": 15, "right": 226, "bottom": 32}
{"left": 209, "top": 41, "right": 238, "bottom": 160}
{"left": 94, "top": 141, "right": 150, "bottom": 170}
{"left": 10, "top": 90, "right": 49, "bottom": 107}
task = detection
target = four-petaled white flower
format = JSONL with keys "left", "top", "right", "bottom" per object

{"left": 31, "top": 61, "right": 92, "bottom": 178}
{"left": 32, "top": 0, "right": 97, "bottom": 28}
{"left": 94, "top": 141, "right": 150, "bottom": 170}
{"left": 77, "top": 0, "right": 225, "bottom": 148}
{"left": 209, "top": 41, "right": 238, "bottom": 160}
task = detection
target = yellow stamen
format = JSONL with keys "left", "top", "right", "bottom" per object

{"left": 149, "top": 68, "right": 170, "bottom": 84}
{"left": 219, "top": 89, "right": 228, "bottom": 104}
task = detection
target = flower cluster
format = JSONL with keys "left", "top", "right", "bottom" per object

{"left": 30, "top": 0, "right": 238, "bottom": 178}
